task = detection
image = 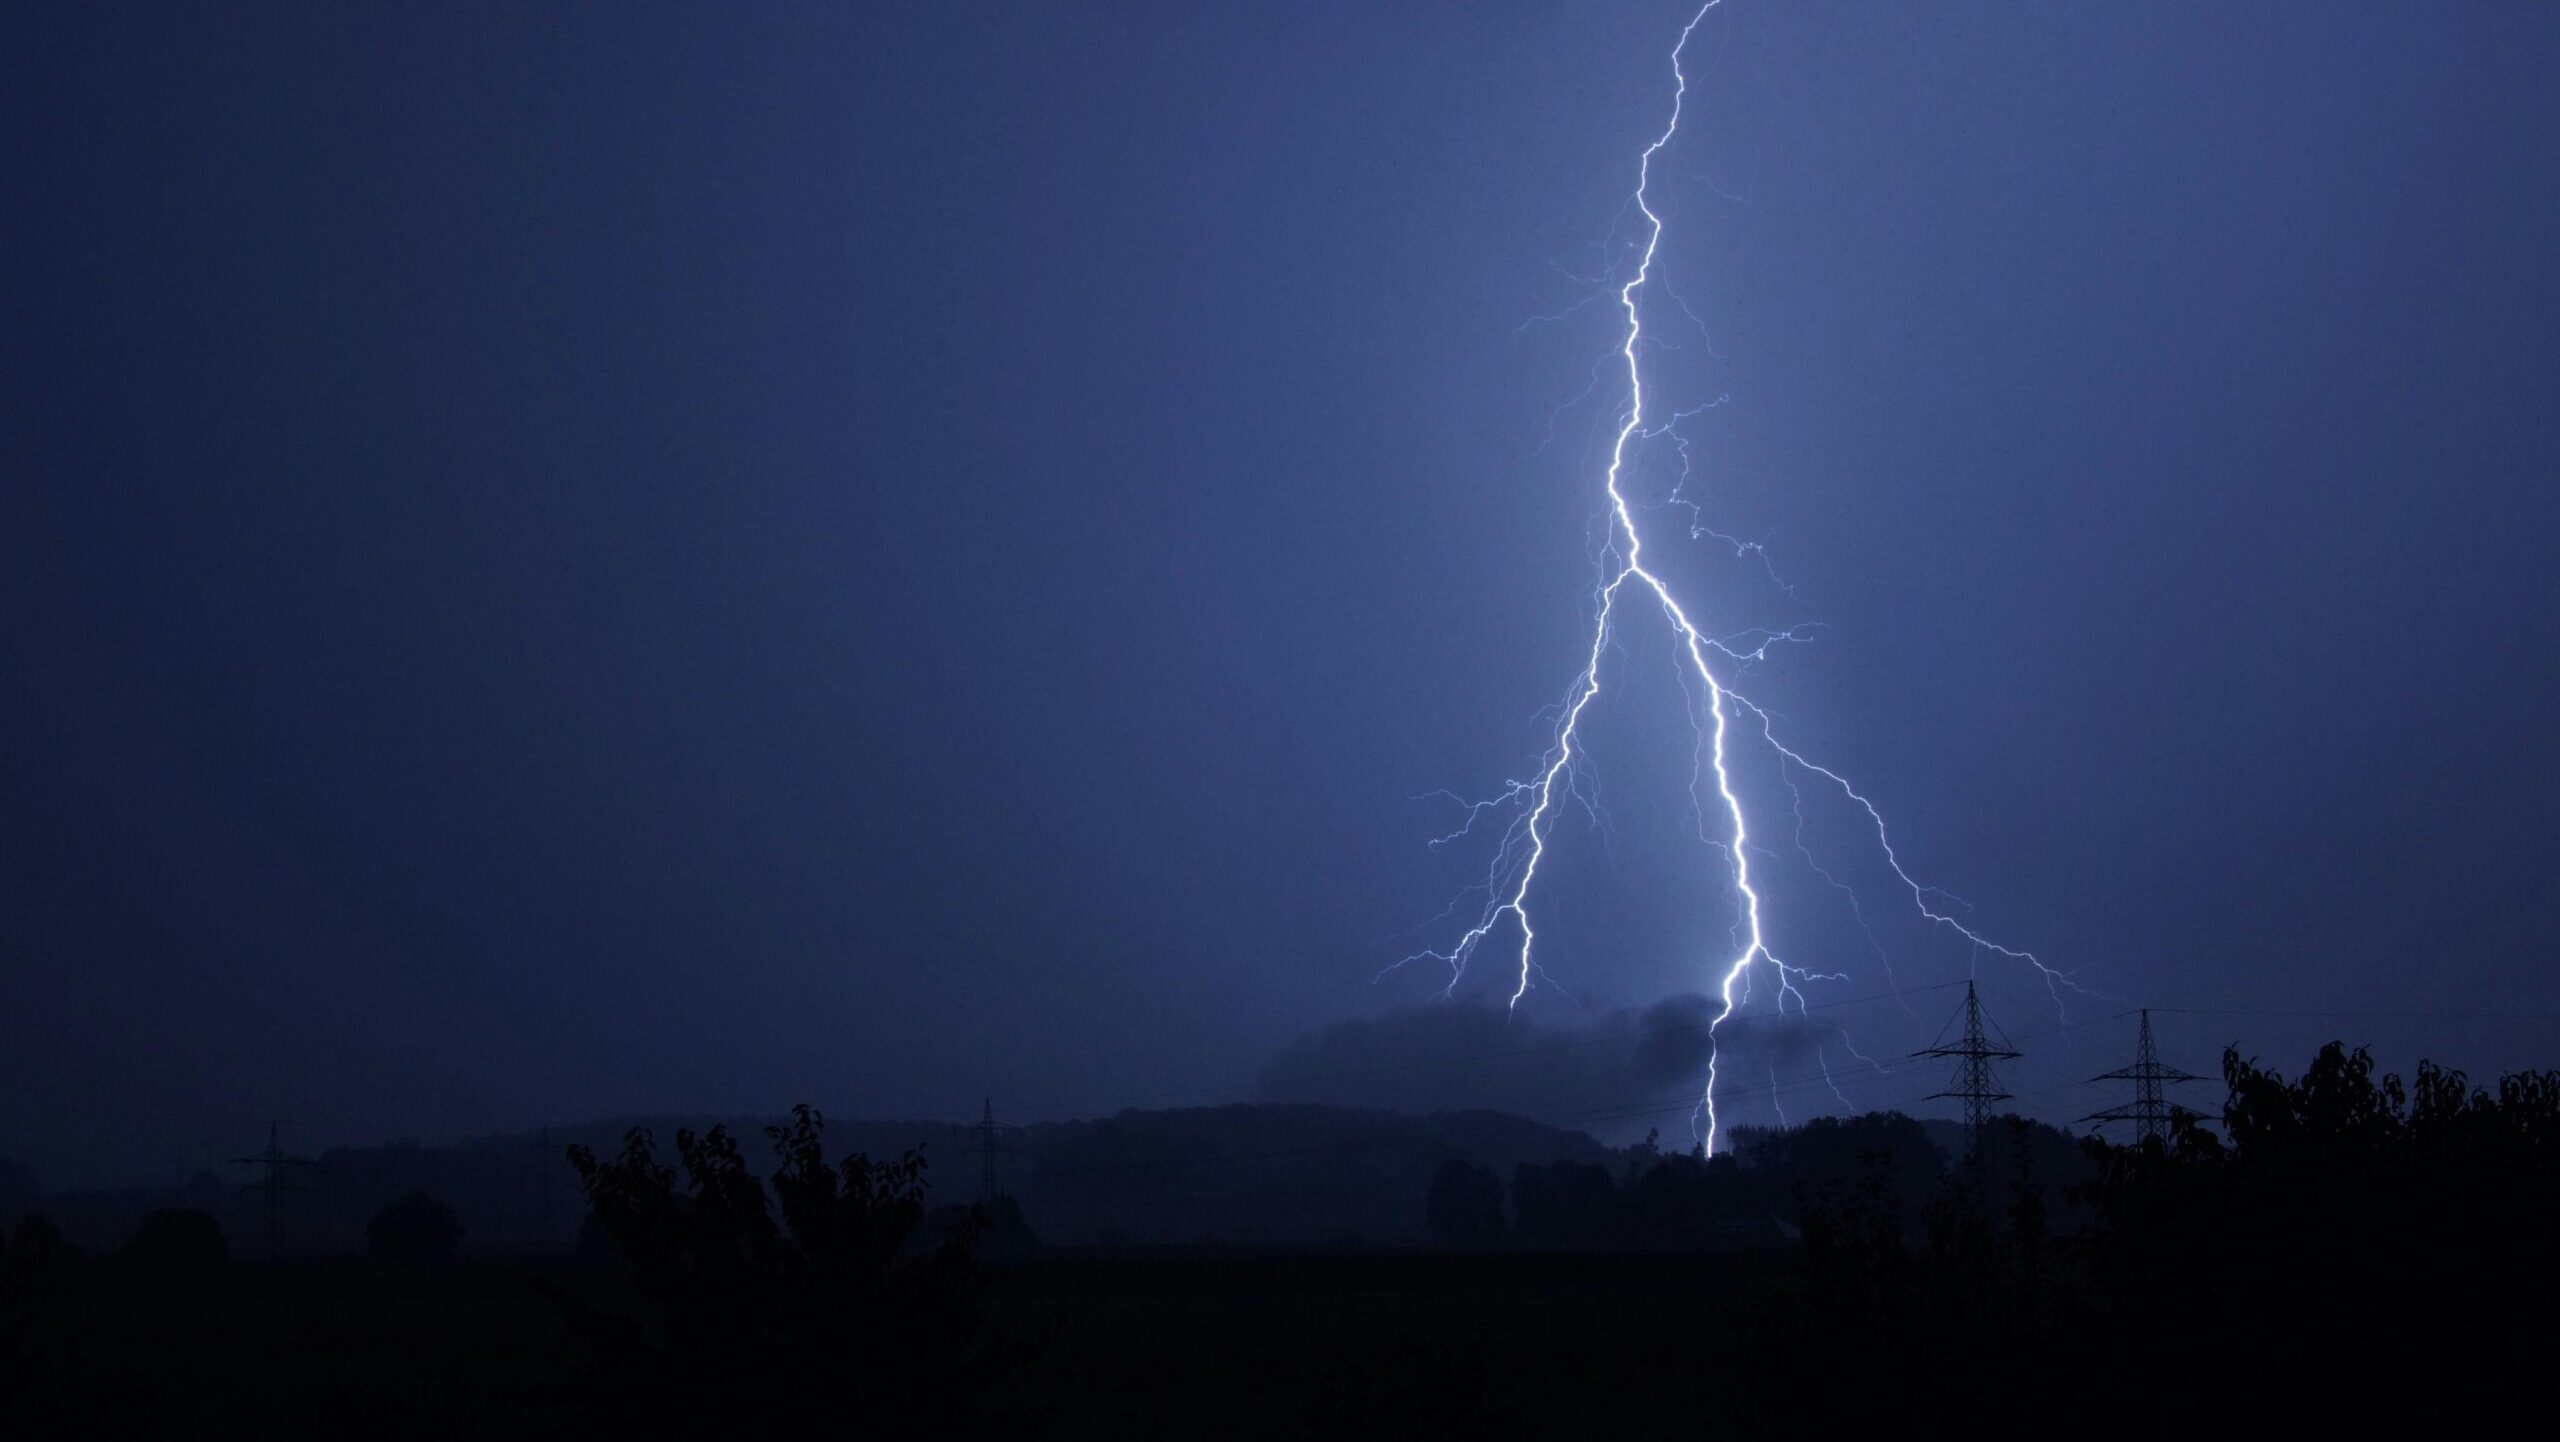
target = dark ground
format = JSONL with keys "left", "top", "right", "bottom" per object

{"left": 19, "top": 1248, "right": 1785, "bottom": 1437}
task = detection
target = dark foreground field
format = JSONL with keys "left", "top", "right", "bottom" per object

{"left": 997, "top": 1249, "right": 1780, "bottom": 1434}
{"left": 17, "top": 1249, "right": 1784, "bottom": 1437}
{"left": 19, "top": 1044, "right": 2558, "bottom": 1436}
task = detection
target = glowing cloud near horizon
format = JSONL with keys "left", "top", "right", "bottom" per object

{"left": 1395, "top": 1, "right": 2080, "bottom": 1155}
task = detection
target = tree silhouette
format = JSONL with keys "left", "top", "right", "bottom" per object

{"left": 120, "top": 1209, "right": 226, "bottom": 1280}
{"left": 1508, "top": 1160, "right": 1616, "bottom": 1247}
{"left": 1754, "top": 1041, "right": 2560, "bottom": 1430}
{"left": 561, "top": 1104, "right": 1022, "bottom": 1435}
{"left": 1, "top": 1215, "right": 73, "bottom": 1418}
{"left": 1423, "top": 1160, "right": 1504, "bottom": 1247}
{"left": 0, "top": 1159, "right": 37, "bottom": 1221}
{"left": 366, "top": 1190, "right": 465, "bottom": 1268}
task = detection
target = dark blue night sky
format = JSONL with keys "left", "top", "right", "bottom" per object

{"left": 7, "top": 2, "right": 2557, "bottom": 1184}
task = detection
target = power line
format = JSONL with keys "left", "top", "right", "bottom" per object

{"left": 973, "top": 1099, "right": 1022, "bottom": 1205}
{"left": 1914, "top": 981, "right": 2020, "bottom": 1159}
{"left": 937, "top": 1009, "right": 2159, "bottom": 1186}
{"left": 2081, "top": 1010, "right": 2205, "bottom": 1147}
{"left": 227, "top": 1121, "right": 318, "bottom": 1256}
{"left": 915, "top": 985, "right": 2542, "bottom": 1187}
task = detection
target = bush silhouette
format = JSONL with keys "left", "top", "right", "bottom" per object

{"left": 933, "top": 1192, "right": 1039, "bottom": 1259}
{"left": 1509, "top": 1160, "right": 1617, "bottom": 1247}
{"left": 1424, "top": 1160, "right": 1504, "bottom": 1247}
{"left": 366, "top": 1190, "right": 465, "bottom": 1268}
{"left": 0, "top": 1159, "right": 37, "bottom": 1221}
{"left": 561, "top": 1104, "right": 1020, "bottom": 1434}
{"left": 120, "top": 1209, "right": 227, "bottom": 1280}
{"left": 1, "top": 1215, "right": 75, "bottom": 1421}
{"left": 1749, "top": 1041, "right": 2560, "bottom": 1430}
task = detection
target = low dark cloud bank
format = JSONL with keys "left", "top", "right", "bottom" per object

{"left": 1256, "top": 994, "right": 1854, "bottom": 1138}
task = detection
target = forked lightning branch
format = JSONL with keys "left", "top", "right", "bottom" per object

{"left": 1397, "top": 1, "right": 2081, "bottom": 1155}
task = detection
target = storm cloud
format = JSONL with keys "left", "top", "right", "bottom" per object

{"left": 1256, "top": 994, "right": 1866, "bottom": 1140}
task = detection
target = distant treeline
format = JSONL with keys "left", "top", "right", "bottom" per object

{"left": 1423, "top": 1110, "right": 2090, "bottom": 1250}
{"left": 6, "top": 1043, "right": 2555, "bottom": 1432}
{"left": 1, "top": 1104, "right": 1619, "bottom": 1257}
{"left": 1736, "top": 1042, "right": 2560, "bottom": 1432}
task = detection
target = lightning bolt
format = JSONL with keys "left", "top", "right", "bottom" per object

{"left": 1400, "top": 2, "right": 2082, "bottom": 1157}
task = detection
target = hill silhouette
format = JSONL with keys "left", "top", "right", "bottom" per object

{"left": 462, "top": 1103, "right": 1614, "bottom": 1249}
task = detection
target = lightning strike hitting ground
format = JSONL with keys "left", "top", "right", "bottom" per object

{"left": 1398, "top": 2, "right": 2082, "bottom": 1156}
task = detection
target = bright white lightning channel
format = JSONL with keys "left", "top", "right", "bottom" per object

{"left": 1398, "top": 1, "right": 2080, "bottom": 1156}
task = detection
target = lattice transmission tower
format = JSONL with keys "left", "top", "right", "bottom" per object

{"left": 228, "top": 1121, "right": 318, "bottom": 1255}
{"left": 973, "top": 1099, "right": 1023, "bottom": 1206}
{"left": 1915, "top": 981, "right": 2022, "bottom": 1158}
{"left": 2081, "top": 1009, "right": 2204, "bottom": 1148}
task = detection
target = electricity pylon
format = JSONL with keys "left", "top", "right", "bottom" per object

{"left": 1915, "top": 981, "right": 2022, "bottom": 1158}
{"left": 228, "top": 1121, "right": 318, "bottom": 1255}
{"left": 2082, "top": 1009, "right": 2203, "bottom": 1148}
{"left": 973, "top": 1099, "right": 1022, "bottom": 1206}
